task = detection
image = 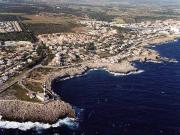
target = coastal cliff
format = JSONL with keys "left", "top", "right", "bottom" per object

{"left": 0, "top": 100, "right": 75, "bottom": 124}
{"left": 1, "top": 36, "right": 178, "bottom": 125}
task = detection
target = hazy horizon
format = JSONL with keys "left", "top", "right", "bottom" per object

{"left": 0, "top": 0, "right": 180, "bottom": 6}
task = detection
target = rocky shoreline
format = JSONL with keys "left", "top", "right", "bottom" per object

{"left": 49, "top": 36, "right": 180, "bottom": 87}
{"left": 46, "top": 60, "right": 138, "bottom": 90}
{"left": 0, "top": 36, "right": 179, "bottom": 125}
{"left": 0, "top": 100, "right": 75, "bottom": 124}
{"left": 49, "top": 36, "right": 180, "bottom": 91}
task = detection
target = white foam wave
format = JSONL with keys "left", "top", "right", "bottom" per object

{"left": 107, "top": 69, "right": 144, "bottom": 76}
{"left": 60, "top": 74, "right": 86, "bottom": 81}
{"left": 146, "top": 60, "right": 163, "bottom": 63}
{"left": 59, "top": 68, "right": 144, "bottom": 81}
{"left": 59, "top": 69, "right": 98, "bottom": 81}
{"left": 88, "top": 68, "right": 145, "bottom": 76}
{"left": 174, "top": 39, "right": 179, "bottom": 42}
{"left": 174, "top": 60, "right": 178, "bottom": 63}
{"left": 0, "top": 117, "right": 78, "bottom": 131}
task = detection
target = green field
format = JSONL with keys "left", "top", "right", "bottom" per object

{"left": 7, "top": 84, "right": 40, "bottom": 102}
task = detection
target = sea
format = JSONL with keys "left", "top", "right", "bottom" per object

{"left": 0, "top": 39, "right": 180, "bottom": 135}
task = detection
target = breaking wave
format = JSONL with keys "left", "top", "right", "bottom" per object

{"left": 88, "top": 68, "right": 144, "bottom": 76}
{"left": 0, "top": 117, "right": 78, "bottom": 131}
{"left": 107, "top": 69, "right": 144, "bottom": 76}
{"left": 56, "top": 68, "right": 144, "bottom": 82}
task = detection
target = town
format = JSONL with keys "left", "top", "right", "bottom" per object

{"left": 1, "top": 0, "right": 180, "bottom": 133}
{"left": 38, "top": 19, "right": 180, "bottom": 67}
{"left": 0, "top": 41, "right": 38, "bottom": 85}
{"left": 0, "top": 18, "right": 180, "bottom": 102}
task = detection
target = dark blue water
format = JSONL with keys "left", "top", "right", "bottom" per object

{"left": 53, "top": 39, "right": 180, "bottom": 135}
{"left": 1, "top": 39, "right": 180, "bottom": 135}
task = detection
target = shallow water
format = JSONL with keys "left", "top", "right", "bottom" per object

{"left": 0, "top": 39, "right": 180, "bottom": 135}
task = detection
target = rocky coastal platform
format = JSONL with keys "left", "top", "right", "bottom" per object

{"left": 0, "top": 100, "right": 75, "bottom": 124}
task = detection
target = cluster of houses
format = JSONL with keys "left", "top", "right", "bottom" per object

{"left": 38, "top": 19, "right": 180, "bottom": 67}
{"left": 118, "top": 19, "right": 180, "bottom": 36}
{"left": 38, "top": 20, "right": 135, "bottom": 66}
{"left": 0, "top": 41, "right": 38, "bottom": 85}
{"left": 0, "top": 21, "right": 22, "bottom": 33}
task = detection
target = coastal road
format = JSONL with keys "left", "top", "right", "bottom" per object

{"left": 0, "top": 63, "right": 79, "bottom": 94}
{"left": 0, "top": 60, "right": 97, "bottom": 94}
{"left": 0, "top": 64, "right": 42, "bottom": 94}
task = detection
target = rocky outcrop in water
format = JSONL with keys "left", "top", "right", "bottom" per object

{"left": 0, "top": 100, "right": 75, "bottom": 124}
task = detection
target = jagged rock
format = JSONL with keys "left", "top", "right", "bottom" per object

{"left": 0, "top": 100, "right": 75, "bottom": 124}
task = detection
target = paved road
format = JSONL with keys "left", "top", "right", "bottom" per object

{"left": 0, "top": 62, "right": 84, "bottom": 94}
{"left": 0, "top": 64, "right": 42, "bottom": 94}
